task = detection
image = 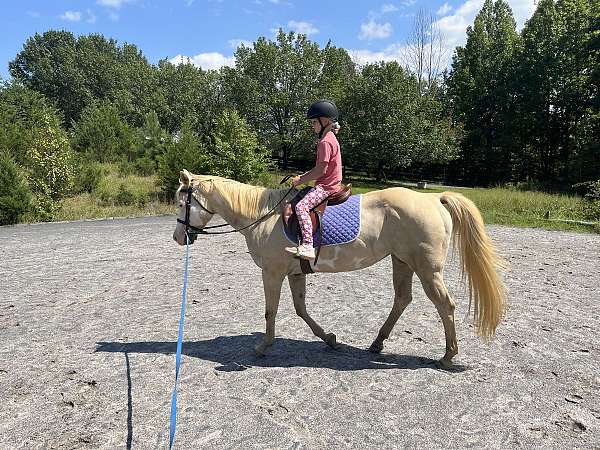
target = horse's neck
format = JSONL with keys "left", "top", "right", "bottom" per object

{"left": 209, "top": 182, "right": 279, "bottom": 231}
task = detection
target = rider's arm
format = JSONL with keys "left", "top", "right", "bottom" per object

{"left": 299, "top": 162, "right": 328, "bottom": 184}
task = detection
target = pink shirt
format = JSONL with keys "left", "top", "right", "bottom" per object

{"left": 315, "top": 131, "right": 342, "bottom": 191}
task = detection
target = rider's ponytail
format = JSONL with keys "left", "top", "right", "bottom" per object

{"left": 331, "top": 121, "right": 341, "bottom": 134}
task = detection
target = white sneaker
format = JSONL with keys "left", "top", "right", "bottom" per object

{"left": 285, "top": 244, "right": 315, "bottom": 260}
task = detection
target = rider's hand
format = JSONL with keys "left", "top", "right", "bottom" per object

{"left": 292, "top": 175, "right": 302, "bottom": 187}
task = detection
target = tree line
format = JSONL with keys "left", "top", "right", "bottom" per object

{"left": 446, "top": 0, "right": 599, "bottom": 190}
{"left": 0, "top": 0, "right": 598, "bottom": 225}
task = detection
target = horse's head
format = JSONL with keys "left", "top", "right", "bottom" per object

{"left": 173, "top": 170, "right": 215, "bottom": 246}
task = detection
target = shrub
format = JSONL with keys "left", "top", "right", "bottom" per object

{"left": 581, "top": 180, "right": 600, "bottom": 222}
{"left": 0, "top": 152, "right": 33, "bottom": 225}
{"left": 94, "top": 172, "right": 152, "bottom": 207}
{"left": 26, "top": 114, "right": 76, "bottom": 219}
{"left": 117, "top": 157, "right": 137, "bottom": 176}
{"left": 74, "top": 159, "right": 106, "bottom": 193}
{"left": 158, "top": 122, "right": 210, "bottom": 197}
{"left": 133, "top": 156, "right": 156, "bottom": 176}
{"left": 0, "top": 82, "right": 76, "bottom": 220}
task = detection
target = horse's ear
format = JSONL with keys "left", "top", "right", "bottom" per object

{"left": 179, "top": 169, "right": 192, "bottom": 186}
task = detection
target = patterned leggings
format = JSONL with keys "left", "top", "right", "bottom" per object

{"left": 295, "top": 184, "right": 333, "bottom": 246}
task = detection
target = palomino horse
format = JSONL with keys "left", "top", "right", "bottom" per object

{"left": 172, "top": 170, "right": 506, "bottom": 368}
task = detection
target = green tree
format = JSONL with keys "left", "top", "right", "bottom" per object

{"left": 207, "top": 109, "right": 271, "bottom": 182}
{"left": 9, "top": 31, "right": 158, "bottom": 125}
{"left": 446, "top": 0, "right": 520, "bottom": 185}
{"left": 223, "top": 30, "right": 355, "bottom": 169}
{"left": 71, "top": 101, "right": 138, "bottom": 163}
{"left": 0, "top": 82, "right": 75, "bottom": 219}
{"left": 136, "top": 110, "right": 168, "bottom": 174}
{"left": 156, "top": 60, "right": 224, "bottom": 136}
{"left": 343, "top": 62, "right": 458, "bottom": 181}
{"left": 158, "top": 121, "right": 210, "bottom": 197}
{"left": 512, "top": 0, "right": 598, "bottom": 186}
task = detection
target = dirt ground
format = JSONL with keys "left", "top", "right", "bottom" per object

{"left": 0, "top": 215, "right": 599, "bottom": 449}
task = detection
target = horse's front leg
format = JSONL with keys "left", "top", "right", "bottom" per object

{"left": 288, "top": 273, "right": 337, "bottom": 348}
{"left": 255, "top": 270, "right": 285, "bottom": 356}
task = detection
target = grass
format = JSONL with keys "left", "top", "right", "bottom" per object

{"left": 56, "top": 193, "right": 175, "bottom": 222}
{"left": 42, "top": 168, "right": 598, "bottom": 234}
{"left": 53, "top": 166, "right": 177, "bottom": 222}
{"left": 350, "top": 180, "right": 598, "bottom": 234}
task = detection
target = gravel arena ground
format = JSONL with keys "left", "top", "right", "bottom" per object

{"left": 1, "top": 215, "right": 599, "bottom": 449}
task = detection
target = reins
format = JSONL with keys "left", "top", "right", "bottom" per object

{"left": 178, "top": 176, "right": 295, "bottom": 236}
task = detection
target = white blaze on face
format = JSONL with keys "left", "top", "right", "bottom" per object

{"left": 173, "top": 189, "right": 212, "bottom": 244}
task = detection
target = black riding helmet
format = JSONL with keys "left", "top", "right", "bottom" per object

{"left": 306, "top": 100, "right": 338, "bottom": 121}
{"left": 307, "top": 100, "right": 338, "bottom": 138}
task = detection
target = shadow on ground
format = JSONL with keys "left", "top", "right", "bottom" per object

{"left": 96, "top": 333, "right": 469, "bottom": 373}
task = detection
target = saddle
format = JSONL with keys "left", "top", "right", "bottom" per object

{"left": 282, "top": 183, "right": 352, "bottom": 268}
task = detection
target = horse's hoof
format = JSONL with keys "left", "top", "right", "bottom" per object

{"left": 438, "top": 357, "right": 453, "bottom": 369}
{"left": 325, "top": 333, "right": 337, "bottom": 348}
{"left": 368, "top": 341, "right": 383, "bottom": 353}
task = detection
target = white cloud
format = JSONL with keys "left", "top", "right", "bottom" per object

{"left": 348, "top": 43, "right": 409, "bottom": 66}
{"left": 229, "top": 39, "right": 253, "bottom": 49}
{"left": 269, "top": 21, "right": 318, "bottom": 37}
{"left": 367, "top": 3, "right": 399, "bottom": 21}
{"left": 287, "top": 20, "right": 319, "bottom": 36}
{"left": 359, "top": 19, "right": 392, "bottom": 40}
{"left": 351, "top": 0, "right": 537, "bottom": 70}
{"left": 60, "top": 11, "right": 82, "bottom": 22}
{"left": 381, "top": 4, "right": 399, "bottom": 14}
{"left": 401, "top": 0, "right": 416, "bottom": 6}
{"left": 169, "top": 53, "right": 235, "bottom": 71}
{"left": 437, "top": 2, "right": 452, "bottom": 15}
{"left": 108, "top": 11, "right": 120, "bottom": 21}
{"left": 87, "top": 9, "right": 97, "bottom": 23}
{"left": 509, "top": 0, "right": 537, "bottom": 29}
{"left": 433, "top": 0, "right": 536, "bottom": 67}
{"left": 97, "top": 0, "right": 133, "bottom": 9}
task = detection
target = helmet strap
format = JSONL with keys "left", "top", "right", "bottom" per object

{"left": 318, "top": 118, "right": 326, "bottom": 139}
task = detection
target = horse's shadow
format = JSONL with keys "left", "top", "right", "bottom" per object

{"left": 96, "top": 333, "right": 468, "bottom": 373}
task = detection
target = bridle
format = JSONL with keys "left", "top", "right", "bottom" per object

{"left": 176, "top": 186, "right": 214, "bottom": 241}
{"left": 176, "top": 176, "right": 295, "bottom": 239}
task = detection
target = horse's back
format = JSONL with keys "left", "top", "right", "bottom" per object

{"left": 362, "top": 187, "right": 453, "bottom": 266}
{"left": 363, "top": 187, "right": 450, "bottom": 226}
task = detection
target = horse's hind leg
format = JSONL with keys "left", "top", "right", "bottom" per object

{"left": 255, "top": 270, "right": 285, "bottom": 356}
{"left": 369, "top": 256, "right": 414, "bottom": 353}
{"left": 288, "top": 273, "right": 337, "bottom": 348}
{"left": 417, "top": 270, "right": 458, "bottom": 368}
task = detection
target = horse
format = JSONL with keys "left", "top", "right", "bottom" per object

{"left": 172, "top": 170, "right": 507, "bottom": 368}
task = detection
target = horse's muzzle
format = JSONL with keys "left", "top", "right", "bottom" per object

{"left": 173, "top": 232, "right": 198, "bottom": 245}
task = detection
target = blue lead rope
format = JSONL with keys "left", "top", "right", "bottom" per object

{"left": 169, "top": 236, "right": 190, "bottom": 449}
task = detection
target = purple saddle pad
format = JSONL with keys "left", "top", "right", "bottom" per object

{"left": 283, "top": 194, "right": 362, "bottom": 247}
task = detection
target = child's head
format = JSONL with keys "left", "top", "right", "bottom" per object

{"left": 307, "top": 100, "right": 340, "bottom": 137}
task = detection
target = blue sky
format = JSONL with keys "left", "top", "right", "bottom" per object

{"left": 1, "top": 0, "right": 538, "bottom": 79}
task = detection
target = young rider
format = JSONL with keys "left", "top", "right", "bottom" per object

{"left": 285, "top": 100, "right": 343, "bottom": 260}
